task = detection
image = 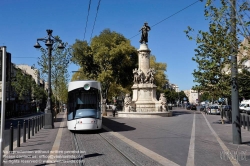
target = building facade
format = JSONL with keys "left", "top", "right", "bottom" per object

{"left": 184, "top": 89, "right": 200, "bottom": 104}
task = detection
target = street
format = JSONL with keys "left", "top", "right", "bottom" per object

{"left": 3, "top": 108, "right": 250, "bottom": 166}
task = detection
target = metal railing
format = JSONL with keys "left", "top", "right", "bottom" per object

{"left": 8, "top": 114, "right": 44, "bottom": 152}
{"left": 240, "top": 113, "right": 250, "bottom": 131}
{"left": 222, "top": 110, "right": 250, "bottom": 132}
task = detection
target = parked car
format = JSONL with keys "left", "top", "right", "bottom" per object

{"left": 186, "top": 105, "right": 191, "bottom": 110}
{"left": 207, "top": 105, "right": 220, "bottom": 115}
{"left": 239, "top": 99, "right": 250, "bottom": 113}
{"left": 190, "top": 105, "right": 197, "bottom": 110}
{"left": 223, "top": 105, "right": 231, "bottom": 112}
{"left": 243, "top": 104, "right": 250, "bottom": 114}
{"left": 200, "top": 105, "right": 206, "bottom": 111}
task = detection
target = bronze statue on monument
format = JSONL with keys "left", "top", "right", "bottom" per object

{"left": 139, "top": 22, "right": 151, "bottom": 44}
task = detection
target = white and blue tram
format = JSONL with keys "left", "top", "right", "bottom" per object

{"left": 67, "top": 80, "right": 103, "bottom": 130}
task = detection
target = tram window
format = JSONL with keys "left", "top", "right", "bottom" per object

{"left": 67, "top": 87, "right": 101, "bottom": 120}
{"left": 75, "top": 89, "right": 100, "bottom": 109}
{"left": 67, "top": 92, "right": 75, "bottom": 120}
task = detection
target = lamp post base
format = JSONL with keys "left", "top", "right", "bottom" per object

{"left": 44, "top": 112, "right": 54, "bottom": 129}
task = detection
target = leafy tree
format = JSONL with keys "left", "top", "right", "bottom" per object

{"left": 164, "top": 89, "right": 188, "bottom": 104}
{"left": 56, "top": 75, "right": 69, "bottom": 104}
{"left": 200, "top": 91, "right": 213, "bottom": 102}
{"left": 179, "top": 91, "right": 189, "bottom": 103}
{"left": 37, "top": 36, "right": 71, "bottom": 106}
{"left": 150, "top": 55, "right": 168, "bottom": 96}
{"left": 71, "top": 29, "right": 138, "bottom": 100}
{"left": 71, "top": 68, "right": 88, "bottom": 81}
{"left": 238, "top": 69, "right": 250, "bottom": 100}
{"left": 184, "top": 0, "right": 250, "bottom": 100}
{"left": 11, "top": 68, "right": 47, "bottom": 108}
{"left": 11, "top": 69, "right": 36, "bottom": 101}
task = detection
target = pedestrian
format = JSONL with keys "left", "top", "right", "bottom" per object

{"left": 112, "top": 105, "right": 117, "bottom": 117}
{"left": 53, "top": 106, "right": 57, "bottom": 119}
{"left": 36, "top": 105, "right": 40, "bottom": 113}
{"left": 220, "top": 106, "right": 225, "bottom": 124}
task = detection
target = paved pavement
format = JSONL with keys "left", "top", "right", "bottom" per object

{"left": 3, "top": 112, "right": 64, "bottom": 166}
{"left": 2, "top": 108, "right": 250, "bottom": 166}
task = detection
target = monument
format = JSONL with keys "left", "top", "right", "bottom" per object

{"left": 119, "top": 23, "right": 172, "bottom": 118}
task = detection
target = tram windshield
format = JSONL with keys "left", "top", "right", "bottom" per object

{"left": 67, "top": 87, "right": 101, "bottom": 120}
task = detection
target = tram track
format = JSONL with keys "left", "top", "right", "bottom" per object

{"left": 72, "top": 132, "right": 85, "bottom": 166}
{"left": 71, "top": 130, "right": 141, "bottom": 166}
{"left": 98, "top": 132, "right": 139, "bottom": 166}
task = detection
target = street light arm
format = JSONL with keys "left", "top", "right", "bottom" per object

{"left": 51, "top": 36, "right": 63, "bottom": 43}
{"left": 36, "top": 37, "right": 63, "bottom": 44}
{"left": 37, "top": 38, "right": 47, "bottom": 42}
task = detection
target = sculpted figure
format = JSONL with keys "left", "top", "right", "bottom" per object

{"left": 124, "top": 94, "right": 132, "bottom": 112}
{"left": 139, "top": 22, "right": 151, "bottom": 44}
{"left": 149, "top": 75, "right": 154, "bottom": 84}
{"left": 150, "top": 68, "right": 156, "bottom": 78}
{"left": 138, "top": 69, "right": 144, "bottom": 84}
{"left": 159, "top": 93, "right": 168, "bottom": 112}
{"left": 133, "top": 68, "right": 139, "bottom": 84}
{"left": 144, "top": 69, "right": 151, "bottom": 83}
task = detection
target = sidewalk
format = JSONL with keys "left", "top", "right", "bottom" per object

{"left": 3, "top": 111, "right": 66, "bottom": 166}
{"left": 198, "top": 111, "right": 250, "bottom": 166}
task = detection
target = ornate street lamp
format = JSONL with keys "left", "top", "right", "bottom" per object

{"left": 34, "top": 29, "right": 65, "bottom": 129}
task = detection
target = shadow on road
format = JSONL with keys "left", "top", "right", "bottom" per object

{"left": 102, "top": 117, "right": 136, "bottom": 132}
{"left": 71, "top": 117, "right": 136, "bottom": 134}
{"left": 172, "top": 110, "right": 193, "bottom": 116}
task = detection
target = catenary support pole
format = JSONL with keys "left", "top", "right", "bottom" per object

{"left": 231, "top": 0, "right": 242, "bottom": 144}
{"left": 0, "top": 46, "right": 7, "bottom": 165}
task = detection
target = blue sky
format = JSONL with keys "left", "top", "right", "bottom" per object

{"left": 1, "top": 0, "right": 209, "bottom": 91}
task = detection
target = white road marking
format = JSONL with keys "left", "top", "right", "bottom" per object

{"left": 186, "top": 113, "right": 195, "bottom": 166}
{"left": 46, "top": 113, "right": 66, "bottom": 166}
{"left": 102, "top": 125, "right": 180, "bottom": 166}
{"left": 202, "top": 113, "right": 240, "bottom": 166}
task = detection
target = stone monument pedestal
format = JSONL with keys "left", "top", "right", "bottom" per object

{"left": 118, "top": 27, "right": 172, "bottom": 118}
{"left": 131, "top": 83, "right": 160, "bottom": 112}
{"left": 118, "top": 111, "right": 172, "bottom": 118}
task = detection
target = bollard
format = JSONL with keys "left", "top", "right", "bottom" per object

{"left": 35, "top": 117, "right": 37, "bottom": 134}
{"left": 32, "top": 118, "right": 34, "bottom": 136}
{"left": 247, "top": 115, "right": 250, "bottom": 131}
{"left": 42, "top": 114, "right": 44, "bottom": 128}
{"left": 243, "top": 114, "right": 246, "bottom": 129}
{"left": 240, "top": 114, "right": 242, "bottom": 127}
{"left": 37, "top": 116, "right": 40, "bottom": 131}
{"left": 41, "top": 114, "right": 43, "bottom": 128}
{"left": 39, "top": 115, "right": 41, "bottom": 130}
{"left": 9, "top": 123, "right": 13, "bottom": 152}
{"left": 28, "top": 119, "right": 30, "bottom": 139}
{"left": 17, "top": 121, "right": 20, "bottom": 147}
{"left": 40, "top": 115, "right": 42, "bottom": 129}
{"left": 23, "top": 121, "right": 26, "bottom": 143}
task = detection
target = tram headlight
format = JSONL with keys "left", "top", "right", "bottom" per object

{"left": 83, "top": 84, "right": 90, "bottom": 90}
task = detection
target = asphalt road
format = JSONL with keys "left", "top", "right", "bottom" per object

{"left": 3, "top": 109, "right": 250, "bottom": 166}
{"left": 103, "top": 108, "right": 250, "bottom": 166}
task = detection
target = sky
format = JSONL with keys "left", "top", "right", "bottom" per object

{"left": 1, "top": 0, "right": 209, "bottom": 91}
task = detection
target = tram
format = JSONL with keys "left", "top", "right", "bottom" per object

{"left": 67, "top": 80, "right": 103, "bottom": 130}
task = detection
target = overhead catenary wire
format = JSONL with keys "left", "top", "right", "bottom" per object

{"left": 129, "top": 0, "right": 202, "bottom": 40}
{"left": 89, "top": 0, "right": 102, "bottom": 44}
{"left": 12, "top": 57, "right": 37, "bottom": 58}
{"left": 83, "top": 0, "right": 92, "bottom": 41}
